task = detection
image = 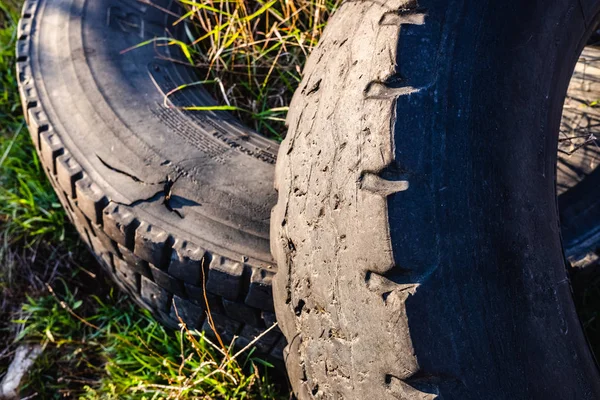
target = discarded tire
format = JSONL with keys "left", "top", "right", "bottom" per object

{"left": 17, "top": 0, "right": 283, "bottom": 358}
{"left": 272, "top": 0, "right": 600, "bottom": 398}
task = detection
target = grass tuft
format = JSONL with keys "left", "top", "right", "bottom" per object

{"left": 15, "top": 283, "right": 285, "bottom": 399}
{"left": 156, "top": 0, "right": 342, "bottom": 140}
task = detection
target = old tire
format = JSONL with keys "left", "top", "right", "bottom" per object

{"left": 17, "top": 0, "right": 283, "bottom": 358}
{"left": 272, "top": 0, "right": 600, "bottom": 398}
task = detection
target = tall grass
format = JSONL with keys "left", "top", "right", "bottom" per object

{"left": 164, "top": 0, "right": 342, "bottom": 139}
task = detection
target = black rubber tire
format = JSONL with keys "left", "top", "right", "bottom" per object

{"left": 272, "top": 0, "right": 600, "bottom": 398}
{"left": 17, "top": 0, "right": 283, "bottom": 359}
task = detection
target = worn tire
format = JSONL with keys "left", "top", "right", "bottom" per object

{"left": 17, "top": 0, "right": 284, "bottom": 359}
{"left": 272, "top": 0, "right": 600, "bottom": 398}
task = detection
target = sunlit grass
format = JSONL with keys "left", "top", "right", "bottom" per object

{"left": 154, "top": 0, "right": 342, "bottom": 140}
{"left": 0, "top": 0, "right": 67, "bottom": 244}
{"left": 15, "top": 282, "right": 284, "bottom": 399}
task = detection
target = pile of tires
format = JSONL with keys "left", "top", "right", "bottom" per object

{"left": 19, "top": 0, "right": 600, "bottom": 398}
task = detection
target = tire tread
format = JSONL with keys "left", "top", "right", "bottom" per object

{"left": 17, "top": 0, "right": 282, "bottom": 358}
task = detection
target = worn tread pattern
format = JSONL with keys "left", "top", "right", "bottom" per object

{"left": 272, "top": 0, "right": 435, "bottom": 398}
{"left": 17, "top": 0, "right": 282, "bottom": 359}
{"left": 273, "top": 0, "right": 600, "bottom": 398}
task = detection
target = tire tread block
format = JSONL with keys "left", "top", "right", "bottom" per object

{"left": 236, "top": 324, "right": 279, "bottom": 354}
{"left": 206, "top": 256, "right": 244, "bottom": 300}
{"left": 149, "top": 263, "right": 186, "bottom": 298}
{"left": 222, "top": 298, "right": 261, "bottom": 327}
{"left": 201, "top": 313, "right": 241, "bottom": 345}
{"left": 168, "top": 239, "right": 205, "bottom": 285}
{"left": 39, "top": 130, "right": 63, "bottom": 174}
{"left": 169, "top": 295, "right": 206, "bottom": 331}
{"left": 141, "top": 275, "right": 172, "bottom": 313}
{"left": 56, "top": 152, "right": 83, "bottom": 199}
{"left": 117, "top": 244, "right": 152, "bottom": 278}
{"left": 75, "top": 174, "right": 107, "bottom": 224}
{"left": 103, "top": 202, "right": 138, "bottom": 248}
{"left": 134, "top": 222, "right": 171, "bottom": 269}
{"left": 114, "top": 257, "right": 141, "bottom": 293}
{"left": 245, "top": 267, "right": 274, "bottom": 310}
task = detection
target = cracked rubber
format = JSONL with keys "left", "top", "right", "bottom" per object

{"left": 17, "top": 0, "right": 283, "bottom": 359}
{"left": 272, "top": 0, "right": 600, "bottom": 398}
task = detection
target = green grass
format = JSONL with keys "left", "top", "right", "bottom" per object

{"left": 0, "top": 2, "right": 287, "bottom": 398}
{"left": 15, "top": 282, "right": 283, "bottom": 399}
{"left": 0, "top": 0, "right": 67, "bottom": 244}
{"left": 145, "top": 0, "right": 342, "bottom": 140}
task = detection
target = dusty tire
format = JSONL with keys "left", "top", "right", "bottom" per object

{"left": 272, "top": 0, "right": 600, "bottom": 398}
{"left": 17, "top": 0, "right": 283, "bottom": 358}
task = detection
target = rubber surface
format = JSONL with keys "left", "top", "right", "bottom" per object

{"left": 272, "top": 0, "right": 600, "bottom": 398}
{"left": 17, "top": 0, "right": 283, "bottom": 358}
